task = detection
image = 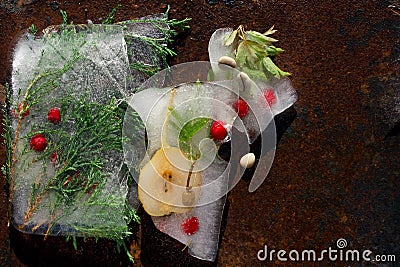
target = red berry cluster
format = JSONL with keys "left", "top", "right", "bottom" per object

{"left": 27, "top": 106, "right": 97, "bottom": 194}
{"left": 181, "top": 216, "right": 199, "bottom": 235}
{"left": 209, "top": 98, "right": 251, "bottom": 141}
{"left": 29, "top": 107, "right": 61, "bottom": 153}
{"left": 210, "top": 89, "right": 277, "bottom": 142}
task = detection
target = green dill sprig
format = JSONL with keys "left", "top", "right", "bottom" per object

{"left": 20, "top": 51, "right": 80, "bottom": 111}
{"left": 1, "top": 83, "right": 12, "bottom": 183}
{"left": 102, "top": 3, "right": 122, "bottom": 25}
{"left": 60, "top": 10, "right": 68, "bottom": 28}
{"left": 66, "top": 235, "right": 78, "bottom": 250}
{"left": 24, "top": 96, "right": 123, "bottom": 221}
{"left": 158, "top": 6, "right": 191, "bottom": 41}
{"left": 125, "top": 34, "right": 177, "bottom": 68}
{"left": 9, "top": 53, "right": 81, "bottom": 207}
{"left": 129, "top": 61, "right": 161, "bottom": 77}
{"left": 29, "top": 24, "right": 37, "bottom": 35}
{"left": 121, "top": 16, "right": 191, "bottom": 44}
{"left": 121, "top": 6, "right": 191, "bottom": 77}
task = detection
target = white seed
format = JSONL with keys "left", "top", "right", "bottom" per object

{"left": 237, "top": 72, "right": 252, "bottom": 91}
{"left": 240, "top": 153, "right": 256, "bottom": 169}
{"left": 218, "top": 56, "right": 236, "bottom": 68}
{"left": 238, "top": 71, "right": 250, "bottom": 82}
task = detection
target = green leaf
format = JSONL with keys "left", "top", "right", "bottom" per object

{"left": 245, "top": 30, "right": 278, "bottom": 46}
{"left": 169, "top": 107, "right": 184, "bottom": 126}
{"left": 29, "top": 24, "right": 37, "bottom": 35}
{"left": 265, "top": 45, "right": 284, "bottom": 56}
{"left": 241, "top": 62, "right": 267, "bottom": 80}
{"left": 236, "top": 41, "right": 258, "bottom": 66}
{"left": 246, "top": 40, "right": 273, "bottom": 62}
{"left": 179, "top": 118, "right": 209, "bottom": 142}
{"left": 60, "top": 10, "right": 68, "bottom": 29}
{"left": 262, "top": 57, "right": 290, "bottom": 78}
{"left": 224, "top": 29, "right": 238, "bottom": 46}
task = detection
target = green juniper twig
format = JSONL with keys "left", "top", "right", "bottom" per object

{"left": 102, "top": 4, "right": 122, "bottom": 25}
{"left": 10, "top": 53, "right": 80, "bottom": 206}
{"left": 1, "top": 83, "right": 12, "bottom": 184}
{"left": 24, "top": 96, "right": 123, "bottom": 224}
{"left": 121, "top": 6, "right": 191, "bottom": 78}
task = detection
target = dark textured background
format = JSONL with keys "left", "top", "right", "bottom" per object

{"left": 0, "top": 0, "right": 399, "bottom": 266}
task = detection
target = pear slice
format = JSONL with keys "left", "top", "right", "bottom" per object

{"left": 138, "top": 147, "right": 202, "bottom": 216}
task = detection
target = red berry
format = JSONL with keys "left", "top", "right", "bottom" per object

{"left": 181, "top": 216, "right": 199, "bottom": 236}
{"left": 263, "top": 89, "right": 276, "bottom": 106}
{"left": 30, "top": 134, "right": 47, "bottom": 152}
{"left": 85, "top": 182, "right": 99, "bottom": 194}
{"left": 15, "top": 102, "right": 30, "bottom": 119}
{"left": 50, "top": 151, "right": 58, "bottom": 163}
{"left": 210, "top": 120, "right": 227, "bottom": 141}
{"left": 232, "top": 99, "right": 249, "bottom": 118}
{"left": 48, "top": 107, "right": 61, "bottom": 124}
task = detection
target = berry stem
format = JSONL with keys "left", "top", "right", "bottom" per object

{"left": 186, "top": 161, "right": 196, "bottom": 189}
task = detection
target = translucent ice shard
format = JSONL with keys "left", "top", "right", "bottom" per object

{"left": 123, "top": 62, "right": 276, "bottom": 261}
{"left": 208, "top": 27, "right": 298, "bottom": 117}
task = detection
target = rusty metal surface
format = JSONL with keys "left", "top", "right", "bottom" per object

{"left": 0, "top": 0, "right": 399, "bottom": 266}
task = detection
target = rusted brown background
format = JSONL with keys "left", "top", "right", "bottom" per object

{"left": 0, "top": 0, "right": 399, "bottom": 266}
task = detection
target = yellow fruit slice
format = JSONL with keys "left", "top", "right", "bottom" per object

{"left": 138, "top": 147, "right": 202, "bottom": 216}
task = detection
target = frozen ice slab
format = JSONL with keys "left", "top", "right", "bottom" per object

{"left": 9, "top": 15, "right": 168, "bottom": 239}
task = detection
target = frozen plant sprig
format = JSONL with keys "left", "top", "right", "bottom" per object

{"left": 23, "top": 96, "right": 139, "bottom": 253}
{"left": 102, "top": 3, "right": 122, "bottom": 25}
{"left": 24, "top": 96, "right": 124, "bottom": 222}
{"left": 129, "top": 61, "right": 161, "bottom": 77}
{"left": 167, "top": 82, "right": 212, "bottom": 160}
{"left": 225, "top": 25, "right": 290, "bottom": 79}
{"left": 7, "top": 10, "right": 141, "bottom": 261}
{"left": 9, "top": 52, "right": 81, "bottom": 204}
{"left": 101, "top": 4, "right": 191, "bottom": 77}
{"left": 120, "top": 5, "right": 191, "bottom": 41}
{"left": 1, "top": 83, "right": 12, "bottom": 183}
{"left": 154, "top": 5, "right": 191, "bottom": 41}
{"left": 29, "top": 24, "right": 37, "bottom": 36}
{"left": 120, "top": 6, "right": 191, "bottom": 76}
